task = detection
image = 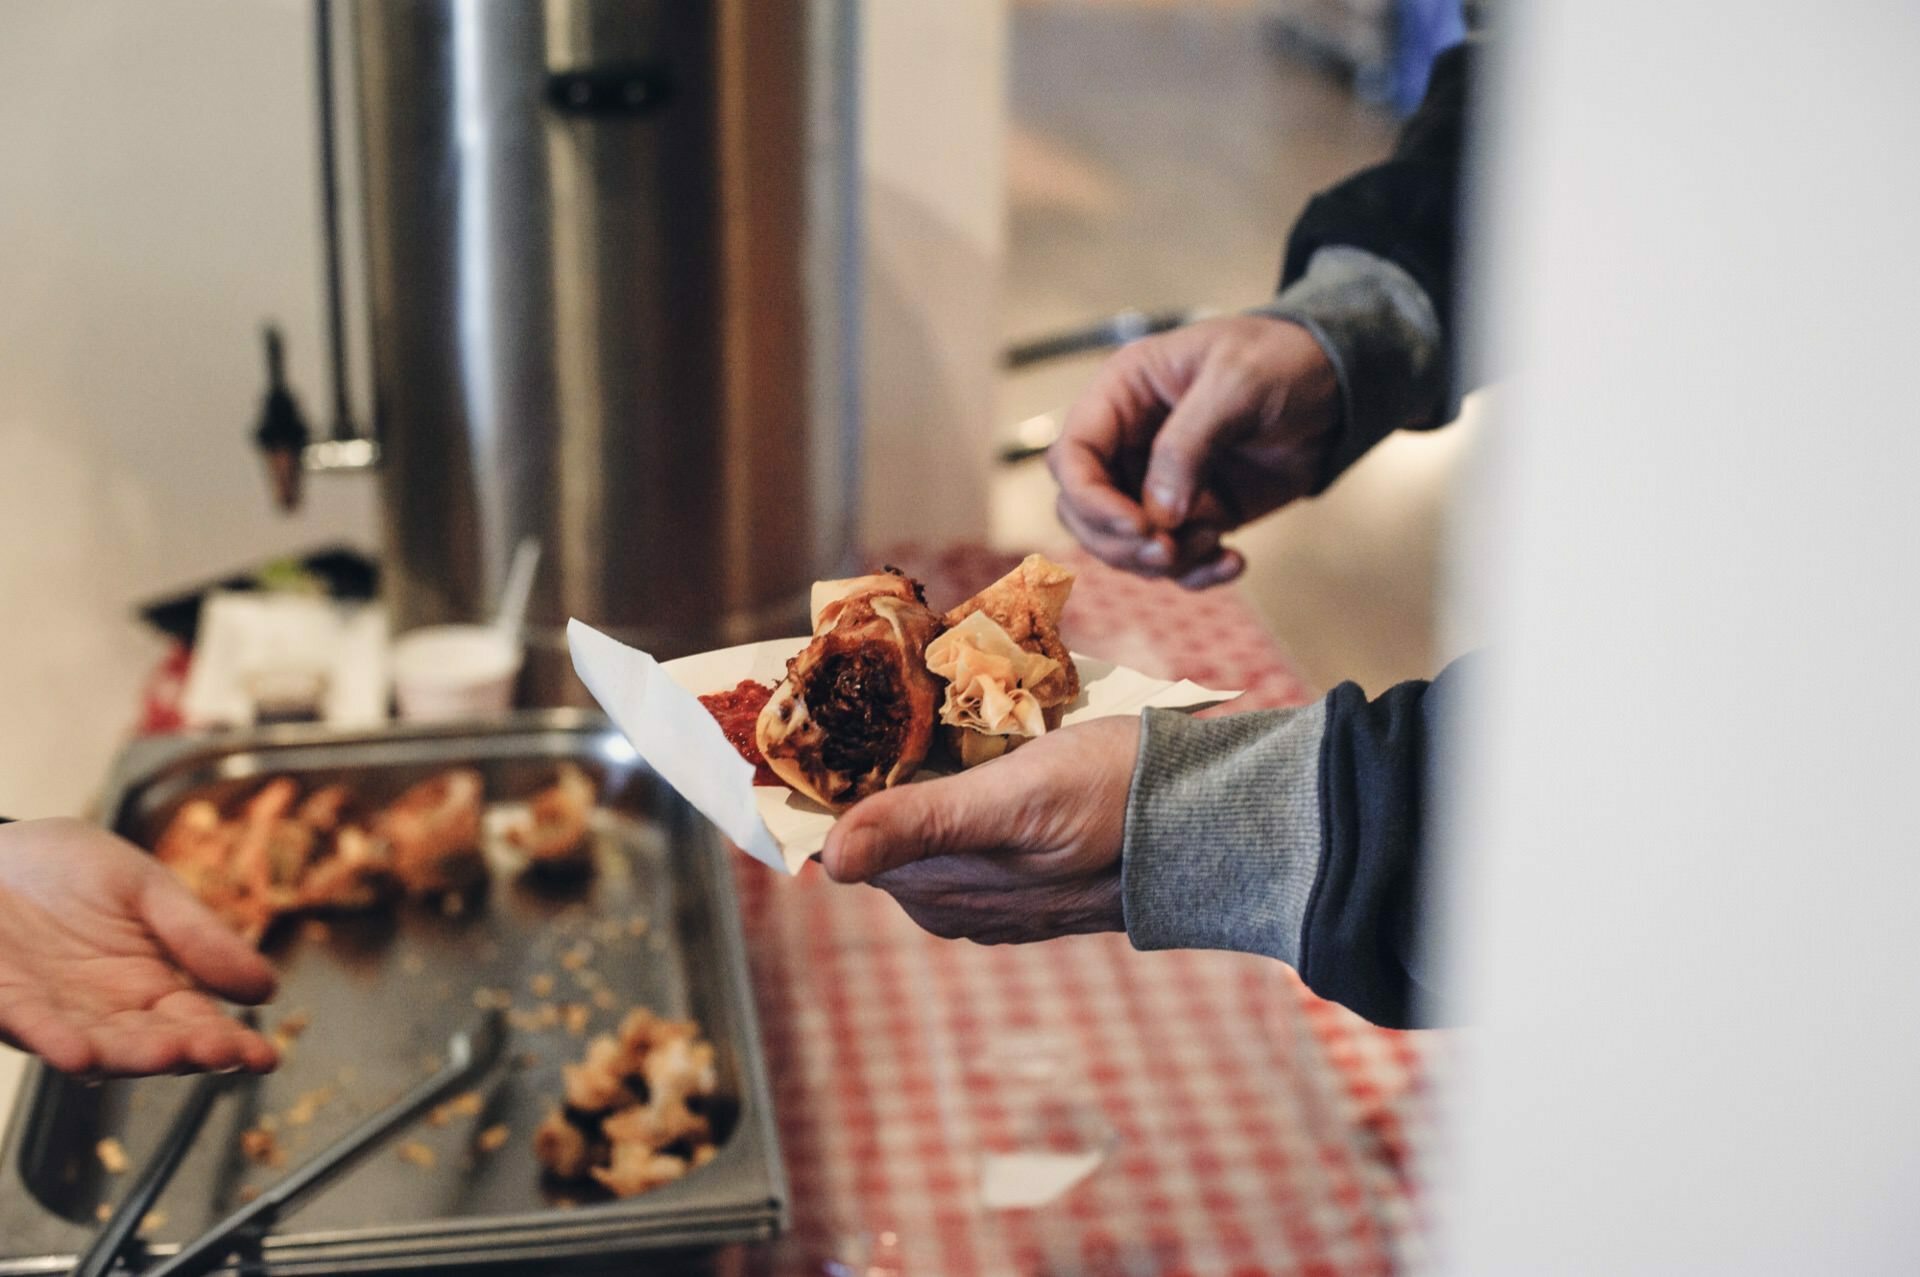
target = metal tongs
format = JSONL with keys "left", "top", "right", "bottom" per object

{"left": 73, "top": 1010, "right": 507, "bottom": 1277}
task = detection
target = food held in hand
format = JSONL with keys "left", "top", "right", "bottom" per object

{"left": 506, "top": 763, "right": 598, "bottom": 870}
{"left": 535, "top": 1007, "right": 723, "bottom": 1198}
{"left": 755, "top": 568, "right": 943, "bottom": 809}
{"left": 927, "top": 553, "right": 1081, "bottom": 767}
{"left": 374, "top": 769, "right": 486, "bottom": 896}
{"left": 697, "top": 680, "right": 778, "bottom": 784}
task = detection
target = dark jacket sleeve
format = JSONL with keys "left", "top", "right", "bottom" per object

{"left": 1298, "top": 660, "right": 1470, "bottom": 1029}
{"left": 1279, "top": 41, "right": 1475, "bottom": 486}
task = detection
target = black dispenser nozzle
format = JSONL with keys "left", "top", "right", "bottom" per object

{"left": 254, "top": 324, "right": 312, "bottom": 512}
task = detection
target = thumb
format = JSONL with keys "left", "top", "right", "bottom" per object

{"left": 822, "top": 767, "right": 1024, "bottom": 884}
{"left": 138, "top": 870, "right": 278, "bottom": 1005}
{"left": 1138, "top": 358, "right": 1253, "bottom": 530}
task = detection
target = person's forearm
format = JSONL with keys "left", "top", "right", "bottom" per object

{"left": 1120, "top": 661, "right": 1471, "bottom": 1029}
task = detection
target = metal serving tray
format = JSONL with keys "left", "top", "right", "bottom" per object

{"left": 0, "top": 712, "right": 785, "bottom": 1274}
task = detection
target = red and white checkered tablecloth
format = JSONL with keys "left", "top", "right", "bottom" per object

{"left": 729, "top": 546, "right": 1443, "bottom": 1276}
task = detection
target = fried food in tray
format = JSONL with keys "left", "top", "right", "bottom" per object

{"left": 535, "top": 1007, "right": 723, "bottom": 1198}
{"left": 152, "top": 764, "right": 602, "bottom": 942}
{"left": 504, "top": 762, "right": 596, "bottom": 871}
{"left": 373, "top": 769, "right": 486, "bottom": 896}
{"left": 156, "top": 775, "right": 393, "bottom": 944}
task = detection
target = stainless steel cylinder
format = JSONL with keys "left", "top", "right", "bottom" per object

{"left": 350, "top": 0, "right": 858, "bottom": 701}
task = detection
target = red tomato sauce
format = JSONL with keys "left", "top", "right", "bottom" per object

{"left": 698, "top": 680, "right": 779, "bottom": 785}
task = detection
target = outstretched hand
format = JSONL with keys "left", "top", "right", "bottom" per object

{"left": 1048, "top": 314, "right": 1339, "bottom": 587}
{"left": 0, "top": 819, "right": 279, "bottom": 1076}
{"left": 820, "top": 718, "right": 1141, "bottom": 944}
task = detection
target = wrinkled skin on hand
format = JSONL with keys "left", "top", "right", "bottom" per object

{"left": 0, "top": 818, "right": 279, "bottom": 1076}
{"left": 820, "top": 717, "right": 1141, "bottom": 945}
{"left": 1048, "top": 314, "right": 1340, "bottom": 588}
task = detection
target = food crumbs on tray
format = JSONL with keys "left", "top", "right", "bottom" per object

{"left": 96, "top": 1138, "right": 129, "bottom": 1175}
{"left": 529, "top": 973, "right": 555, "bottom": 998}
{"left": 271, "top": 1008, "right": 312, "bottom": 1053}
{"left": 95, "top": 1203, "right": 112, "bottom": 1223}
{"left": 561, "top": 941, "right": 594, "bottom": 971}
{"left": 563, "top": 1003, "right": 591, "bottom": 1036}
{"left": 627, "top": 915, "right": 649, "bottom": 938}
{"left": 240, "top": 1127, "right": 286, "bottom": 1169}
{"left": 507, "top": 1007, "right": 545, "bottom": 1033}
{"left": 285, "top": 1087, "right": 334, "bottom": 1127}
{"left": 235, "top": 1185, "right": 261, "bottom": 1205}
{"left": 472, "top": 986, "right": 511, "bottom": 1011}
{"left": 398, "top": 1141, "right": 437, "bottom": 1170}
{"left": 428, "top": 1090, "right": 485, "bottom": 1127}
{"left": 591, "top": 987, "right": 618, "bottom": 1011}
{"left": 139, "top": 1209, "right": 167, "bottom": 1235}
{"left": 400, "top": 952, "right": 426, "bottom": 976}
{"left": 477, "top": 1124, "right": 511, "bottom": 1153}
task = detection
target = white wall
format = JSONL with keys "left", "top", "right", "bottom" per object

{"left": 0, "top": 0, "right": 1006, "bottom": 815}
{"left": 0, "top": 0, "right": 377, "bottom": 816}
{"left": 1436, "top": 3, "right": 1920, "bottom": 1271}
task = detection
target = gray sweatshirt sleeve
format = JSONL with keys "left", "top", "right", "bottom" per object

{"left": 1120, "top": 702, "right": 1326, "bottom": 965}
{"left": 1251, "top": 244, "right": 1447, "bottom": 490}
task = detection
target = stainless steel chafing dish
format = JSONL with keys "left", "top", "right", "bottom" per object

{"left": 0, "top": 712, "right": 784, "bottom": 1274}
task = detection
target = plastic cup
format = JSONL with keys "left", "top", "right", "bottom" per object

{"left": 390, "top": 625, "right": 523, "bottom": 721}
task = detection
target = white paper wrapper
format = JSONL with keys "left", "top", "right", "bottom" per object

{"left": 569, "top": 620, "right": 1239, "bottom": 875}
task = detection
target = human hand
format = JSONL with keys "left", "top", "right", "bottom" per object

{"left": 0, "top": 819, "right": 279, "bottom": 1076}
{"left": 820, "top": 718, "right": 1140, "bottom": 944}
{"left": 1048, "top": 314, "right": 1339, "bottom": 588}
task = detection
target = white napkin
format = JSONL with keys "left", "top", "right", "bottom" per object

{"left": 568, "top": 620, "right": 1238, "bottom": 875}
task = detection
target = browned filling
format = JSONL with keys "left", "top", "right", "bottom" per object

{"left": 806, "top": 649, "right": 908, "bottom": 781}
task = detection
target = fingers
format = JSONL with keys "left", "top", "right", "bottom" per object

{"left": 1048, "top": 339, "right": 1176, "bottom": 550}
{"left": 1048, "top": 436, "right": 1148, "bottom": 540}
{"left": 822, "top": 767, "right": 1024, "bottom": 885}
{"left": 1175, "top": 547, "right": 1246, "bottom": 590}
{"left": 1139, "top": 356, "right": 1257, "bottom": 529}
{"left": 154, "top": 991, "right": 279, "bottom": 1074}
{"left": 70, "top": 999, "right": 280, "bottom": 1078}
{"left": 138, "top": 869, "right": 277, "bottom": 1005}
{"left": 83, "top": 1018, "right": 185, "bottom": 1076}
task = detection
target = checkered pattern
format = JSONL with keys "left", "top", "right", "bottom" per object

{"left": 729, "top": 546, "right": 1442, "bottom": 1275}
{"left": 132, "top": 544, "right": 1443, "bottom": 1274}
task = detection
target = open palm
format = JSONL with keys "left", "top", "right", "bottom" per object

{"left": 0, "top": 819, "right": 278, "bottom": 1075}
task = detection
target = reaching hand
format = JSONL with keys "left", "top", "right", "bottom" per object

{"left": 1048, "top": 314, "right": 1339, "bottom": 588}
{"left": 820, "top": 718, "right": 1140, "bottom": 944}
{"left": 0, "top": 819, "right": 279, "bottom": 1076}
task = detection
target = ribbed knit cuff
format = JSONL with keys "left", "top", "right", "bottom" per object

{"left": 1121, "top": 702, "right": 1326, "bottom": 964}
{"left": 1251, "top": 244, "right": 1445, "bottom": 491}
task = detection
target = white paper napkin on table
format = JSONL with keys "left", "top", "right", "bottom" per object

{"left": 568, "top": 620, "right": 1238, "bottom": 875}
